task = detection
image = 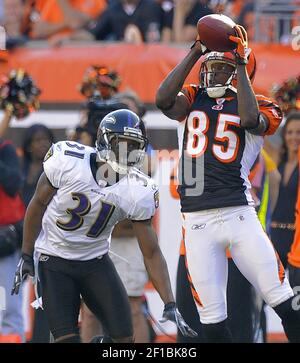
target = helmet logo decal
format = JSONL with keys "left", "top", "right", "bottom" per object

{"left": 124, "top": 126, "right": 142, "bottom": 135}
{"left": 212, "top": 98, "right": 225, "bottom": 110}
{"left": 105, "top": 116, "right": 116, "bottom": 124}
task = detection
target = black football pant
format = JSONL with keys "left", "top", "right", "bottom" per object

{"left": 288, "top": 263, "right": 300, "bottom": 290}
{"left": 38, "top": 253, "right": 133, "bottom": 341}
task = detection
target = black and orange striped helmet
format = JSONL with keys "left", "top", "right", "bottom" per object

{"left": 199, "top": 49, "right": 256, "bottom": 98}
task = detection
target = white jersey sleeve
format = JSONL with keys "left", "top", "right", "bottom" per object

{"left": 128, "top": 171, "right": 159, "bottom": 221}
{"left": 43, "top": 141, "right": 86, "bottom": 188}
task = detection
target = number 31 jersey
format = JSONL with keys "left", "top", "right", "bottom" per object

{"left": 35, "top": 141, "right": 159, "bottom": 261}
{"left": 177, "top": 86, "right": 283, "bottom": 213}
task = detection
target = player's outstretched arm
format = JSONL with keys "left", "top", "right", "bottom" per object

{"left": 132, "top": 219, "right": 197, "bottom": 338}
{"left": 236, "top": 61, "right": 260, "bottom": 129}
{"left": 11, "top": 173, "right": 57, "bottom": 295}
{"left": 22, "top": 173, "right": 57, "bottom": 256}
{"left": 229, "top": 25, "right": 260, "bottom": 131}
{"left": 132, "top": 219, "right": 174, "bottom": 303}
{"left": 155, "top": 36, "right": 207, "bottom": 121}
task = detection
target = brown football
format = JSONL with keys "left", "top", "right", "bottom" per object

{"left": 197, "top": 14, "right": 237, "bottom": 52}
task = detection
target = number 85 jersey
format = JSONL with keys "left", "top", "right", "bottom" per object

{"left": 177, "top": 86, "right": 282, "bottom": 213}
{"left": 35, "top": 141, "right": 159, "bottom": 261}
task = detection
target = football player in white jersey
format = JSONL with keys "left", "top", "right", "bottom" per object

{"left": 11, "top": 109, "right": 196, "bottom": 343}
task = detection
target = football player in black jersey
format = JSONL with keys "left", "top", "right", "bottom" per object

{"left": 156, "top": 25, "right": 300, "bottom": 343}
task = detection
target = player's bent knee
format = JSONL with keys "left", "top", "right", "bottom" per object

{"left": 198, "top": 304, "right": 227, "bottom": 325}
{"left": 261, "top": 282, "right": 294, "bottom": 308}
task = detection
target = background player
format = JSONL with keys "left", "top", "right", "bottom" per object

{"left": 11, "top": 109, "right": 196, "bottom": 343}
{"left": 156, "top": 25, "right": 300, "bottom": 343}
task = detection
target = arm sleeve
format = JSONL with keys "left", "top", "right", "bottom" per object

{"left": 130, "top": 185, "right": 159, "bottom": 221}
{"left": 179, "top": 84, "right": 198, "bottom": 105}
{"left": 256, "top": 95, "right": 283, "bottom": 136}
{"left": 43, "top": 143, "right": 67, "bottom": 188}
{"left": 0, "top": 143, "right": 23, "bottom": 197}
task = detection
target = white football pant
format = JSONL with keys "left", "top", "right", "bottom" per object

{"left": 183, "top": 205, "right": 294, "bottom": 324}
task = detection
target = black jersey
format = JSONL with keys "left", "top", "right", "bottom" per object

{"left": 177, "top": 85, "right": 282, "bottom": 213}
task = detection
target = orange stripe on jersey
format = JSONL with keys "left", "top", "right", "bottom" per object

{"left": 256, "top": 95, "right": 283, "bottom": 136}
{"left": 223, "top": 97, "right": 235, "bottom": 102}
{"left": 249, "top": 155, "right": 261, "bottom": 183}
{"left": 181, "top": 84, "right": 199, "bottom": 105}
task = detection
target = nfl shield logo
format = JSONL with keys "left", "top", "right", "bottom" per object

{"left": 212, "top": 98, "right": 225, "bottom": 111}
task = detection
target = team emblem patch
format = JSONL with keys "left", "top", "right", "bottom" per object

{"left": 212, "top": 98, "right": 225, "bottom": 111}
{"left": 124, "top": 126, "right": 142, "bottom": 135}
{"left": 154, "top": 190, "right": 159, "bottom": 208}
{"left": 105, "top": 116, "right": 116, "bottom": 124}
{"left": 44, "top": 145, "right": 53, "bottom": 162}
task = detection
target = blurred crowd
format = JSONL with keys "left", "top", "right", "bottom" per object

{"left": 1, "top": 0, "right": 299, "bottom": 48}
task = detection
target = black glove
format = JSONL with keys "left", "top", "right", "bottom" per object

{"left": 11, "top": 253, "right": 34, "bottom": 295}
{"left": 159, "top": 302, "right": 198, "bottom": 338}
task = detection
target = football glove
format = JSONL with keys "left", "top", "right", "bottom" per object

{"left": 159, "top": 302, "right": 198, "bottom": 338}
{"left": 11, "top": 253, "right": 34, "bottom": 295}
{"left": 229, "top": 25, "right": 249, "bottom": 64}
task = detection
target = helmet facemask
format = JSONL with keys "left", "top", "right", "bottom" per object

{"left": 96, "top": 130, "right": 148, "bottom": 174}
{"left": 200, "top": 55, "right": 236, "bottom": 98}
